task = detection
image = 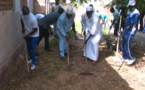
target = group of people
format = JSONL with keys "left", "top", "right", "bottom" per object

{"left": 20, "top": 0, "right": 140, "bottom": 70}
{"left": 20, "top": 0, "right": 77, "bottom": 70}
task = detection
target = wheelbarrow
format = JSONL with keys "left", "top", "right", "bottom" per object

{"left": 104, "top": 35, "right": 121, "bottom": 51}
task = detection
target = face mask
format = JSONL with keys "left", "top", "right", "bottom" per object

{"left": 23, "top": 15, "right": 29, "bottom": 18}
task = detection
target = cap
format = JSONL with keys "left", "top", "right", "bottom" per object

{"left": 66, "top": 7, "right": 73, "bottom": 14}
{"left": 128, "top": 0, "right": 136, "bottom": 6}
{"left": 86, "top": 6, "right": 93, "bottom": 11}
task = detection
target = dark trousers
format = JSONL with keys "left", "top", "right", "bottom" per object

{"left": 140, "top": 15, "right": 144, "bottom": 31}
{"left": 114, "top": 19, "right": 120, "bottom": 36}
{"left": 37, "top": 26, "right": 49, "bottom": 50}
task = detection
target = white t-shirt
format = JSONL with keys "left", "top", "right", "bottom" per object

{"left": 35, "top": 14, "right": 44, "bottom": 20}
{"left": 52, "top": 3, "right": 63, "bottom": 12}
{"left": 20, "top": 12, "right": 39, "bottom": 37}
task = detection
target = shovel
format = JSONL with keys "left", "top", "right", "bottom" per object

{"left": 114, "top": 15, "right": 125, "bottom": 71}
{"left": 63, "top": 38, "right": 75, "bottom": 70}
{"left": 80, "top": 35, "right": 93, "bottom": 75}
{"left": 23, "top": 37, "right": 35, "bottom": 78}
{"left": 23, "top": 39, "right": 30, "bottom": 77}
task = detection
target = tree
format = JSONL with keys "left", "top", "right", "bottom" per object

{"left": 69, "top": 0, "right": 145, "bottom": 12}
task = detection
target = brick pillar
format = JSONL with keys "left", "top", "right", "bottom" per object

{"left": 0, "top": 0, "right": 14, "bottom": 11}
{"left": 22, "top": 0, "right": 27, "bottom": 7}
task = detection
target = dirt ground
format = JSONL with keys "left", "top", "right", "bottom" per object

{"left": 1, "top": 34, "right": 145, "bottom": 90}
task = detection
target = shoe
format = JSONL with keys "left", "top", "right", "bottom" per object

{"left": 46, "top": 49, "right": 53, "bottom": 52}
{"left": 127, "top": 59, "right": 136, "bottom": 65}
{"left": 120, "top": 59, "right": 128, "bottom": 63}
{"left": 65, "top": 53, "right": 68, "bottom": 56}
{"left": 37, "top": 53, "right": 39, "bottom": 56}
{"left": 75, "top": 37, "right": 78, "bottom": 40}
{"left": 27, "top": 59, "right": 32, "bottom": 64}
{"left": 61, "top": 57, "right": 66, "bottom": 61}
{"left": 92, "top": 61, "right": 97, "bottom": 65}
{"left": 31, "top": 65, "right": 36, "bottom": 70}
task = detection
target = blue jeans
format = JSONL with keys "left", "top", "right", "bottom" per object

{"left": 26, "top": 37, "right": 39, "bottom": 65}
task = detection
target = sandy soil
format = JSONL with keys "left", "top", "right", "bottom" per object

{"left": 1, "top": 34, "right": 145, "bottom": 90}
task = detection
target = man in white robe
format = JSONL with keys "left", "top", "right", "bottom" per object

{"left": 82, "top": 6, "right": 102, "bottom": 64}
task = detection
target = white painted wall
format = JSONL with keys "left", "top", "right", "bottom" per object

{"left": 0, "top": 0, "right": 23, "bottom": 74}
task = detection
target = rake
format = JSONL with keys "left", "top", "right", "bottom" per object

{"left": 80, "top": 35, "right": 93, "bottom": 75}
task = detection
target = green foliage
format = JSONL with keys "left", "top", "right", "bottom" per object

{"left": 136, "top": 0, "right": 145, "bottom": 11}
{"left": 105, "top": 0, "right": 129, "bottom": 8}
{"left": 105, "top": 0, "right": 145, "bottom": 12}
{"left": 70, "top": 0, "right": 88, "bottom": 7}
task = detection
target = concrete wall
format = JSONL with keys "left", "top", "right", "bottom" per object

{"left": 0, "top": 0, "right": 23, "bottom": 84}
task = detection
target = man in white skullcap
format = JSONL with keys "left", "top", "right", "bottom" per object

{"left": 81, "top": 6, "right": 102, "bottom": 65}
{"left": 56, "top": 7, "right": 75, "bottom": 61}
{"left": 121, "top": 0, "right": 140, "bottom": 65}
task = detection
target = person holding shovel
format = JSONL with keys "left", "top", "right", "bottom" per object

{"left": 110, "top": 7, "right": 120, "bottom": 36}
{"left": 20, "top": 6, "right": 39, "bottom": 70}
{"left": 81, "top": 6, "right": 102, "bottom": 65}
{"left": 121, "top": 0, "right": 140, "bottom": 65}
{"left": 56, "top": 7, "right": 75, "bottom": 61}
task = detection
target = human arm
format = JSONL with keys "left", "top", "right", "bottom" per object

{"left": 84, "top": 34, "right": 92, "bottom": 44}
{"left": 48, "top": 25, "right": 53, "bottom": 35}
{"left": 72, "top": 21, "right": 78, "bottom": 39}
{"left": 81, "top": 14, "right": 86, "bottom": 32}
{"left": 110, "top": 19, "right": 115, "bottom": 29}
{"left": 124, "top": 14, "right": 139, "bottom": 32}
{"left": 21, "top": 19, "right": 25, "bottom": 34}
{"left": 23, "top": 28, "right": 37, "bottom": 39}
{"left": 124, "top": 24, "right": 135, "bottom": 31}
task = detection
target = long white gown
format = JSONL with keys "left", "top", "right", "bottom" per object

{"left": 82, "top": 12, "right": 102, "bottom": 61}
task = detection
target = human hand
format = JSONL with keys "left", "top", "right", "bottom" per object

{"left": 65, "top": 35, "right": 69, "bottom": 42}
{"left": 110, "top": 26, "right": 112, "bottom": 30}
{"left": 118, "top": 31, "right": 123, "bottom": 36}
{"left": 50, "top": 31, "right": 53, "bottom": 35}
{"left": 22, "top": 29, "right": 25, "bottom": 34}
{"left": 84, "top": 39, "right": 88, "bottom": 45}
{"left": 124, "top": 26, "right": 129, "bottom": 31}
{"left": 23, "top": 35, "right": 28, "bottom": 39}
